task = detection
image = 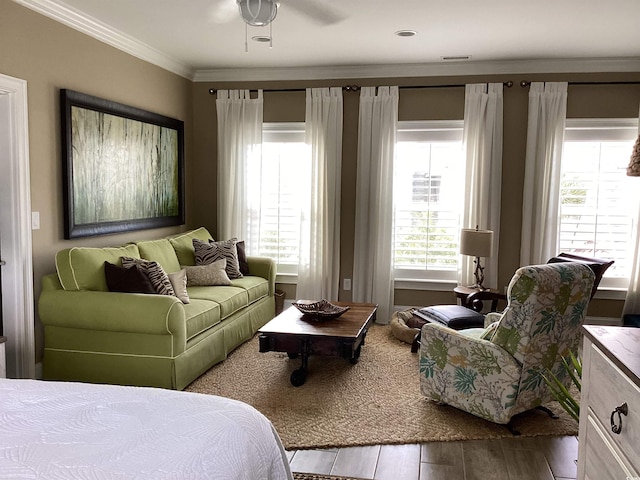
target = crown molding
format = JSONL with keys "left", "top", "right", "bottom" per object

{"left": 14, "top": 0, "right": 194, "bottom": 80}
{"left": 13, "top": 0, "right": 640, "bottom": 84}
{"left": 193, "top": 57, "right": 640, "bottom": 83}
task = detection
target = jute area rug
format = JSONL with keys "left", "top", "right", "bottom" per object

{"left": 186, "top": 324, "right": 577, "bottom": 450}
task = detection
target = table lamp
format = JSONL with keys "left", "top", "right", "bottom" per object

{"left": 460, "top": 226, "right": 494, "bottom": 290}
{"left": 627, "top": 134, "right": 640, "bottom": 176}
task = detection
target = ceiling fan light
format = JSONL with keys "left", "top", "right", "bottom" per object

{"left": 237, "top": 0, "right": 278, "bottom": 27}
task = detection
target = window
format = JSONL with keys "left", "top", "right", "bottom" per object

{"left": 393, "top": 121, "right": 465, "bottom": 283}
{"left": 560, "top": 118, "right": 637, "bottom": 289}
{"left": 247, "top": 123, "right": 308, "bottom": 277}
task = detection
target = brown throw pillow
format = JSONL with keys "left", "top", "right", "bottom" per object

{"left": 121, "top": 256, "right": 176, "bottom": 296}
{"left": 235, "top": 240, "right": 250, "bottom": 275}
{"left": 104, "top": 261, "right": 156, "bottom": 294}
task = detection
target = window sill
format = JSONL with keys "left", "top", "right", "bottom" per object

{"left": 593, "top": 288, "right": 627, "bottom": 301}
{"left": 275, "top": 273, "right": 297, "bottom": 285}
{"left": 394, "top": 278, "right": 457, "bottom": 292}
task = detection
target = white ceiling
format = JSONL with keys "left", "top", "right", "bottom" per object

{"left": 15, "top": 0, "right": 640, "bottom": 81}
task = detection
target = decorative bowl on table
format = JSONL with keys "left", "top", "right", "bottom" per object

{"left": 292, "top": 299, "right": 350, "bottom": 321}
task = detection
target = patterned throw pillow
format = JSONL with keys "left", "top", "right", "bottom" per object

{"left": 104, "top": 261, "right": 156, "bottom": 294}
{"left": 184, "top": 259, "right": 231, "bottom": 286}
{"left": 193, "top": 238, "right": 243, "bottom": 279}
{"left": 121, "top": 256, "right": 175, "bottom": 296}
{"left": 168, "top": 269, "right": 190, "bottom": 304}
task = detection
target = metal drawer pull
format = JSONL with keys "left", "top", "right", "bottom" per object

{"left": 610, "top": 403, "right": 628, "bottom": 434}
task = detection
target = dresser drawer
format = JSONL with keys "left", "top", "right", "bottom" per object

{"left": 583, "top": 416, "right": 636, "bottom": 480}
{"left": 587, "top": 344, "right": 640, "bottom": 468}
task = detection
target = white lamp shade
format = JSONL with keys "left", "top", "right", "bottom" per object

{"left": 460, "top": 229, "right": 494, "bottom": 258}
{"left": 628, "top": 134, "right": 640, "bottom": 177}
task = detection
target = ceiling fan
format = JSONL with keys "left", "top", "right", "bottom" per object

{"left": 208, "top": 0, "right": 345, "bottom": 27}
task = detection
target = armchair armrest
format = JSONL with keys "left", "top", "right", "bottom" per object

{"left": 419, "top": 323, "right": 521, "bottom": 424}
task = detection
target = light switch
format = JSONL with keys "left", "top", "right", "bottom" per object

{"left": 343, "top": 278, "right": 351, "bottom": 291}
{"left": 32, "top": 211, "right": 40, "bottom": 230}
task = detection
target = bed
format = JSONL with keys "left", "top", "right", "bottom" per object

{"left": 0, "top": 378, "right": 293, "bottom": 479}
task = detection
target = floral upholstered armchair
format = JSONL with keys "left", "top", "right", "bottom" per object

{"left": 419, "top": 262, "right": 595, "bottom": 429}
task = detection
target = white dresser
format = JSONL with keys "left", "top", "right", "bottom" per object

{"left": 578, "top": 326, "right": 640, "bottom": 479}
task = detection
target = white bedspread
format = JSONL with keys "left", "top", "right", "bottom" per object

{"left": 0, "top": 379, "right": 293, "bottom": 480}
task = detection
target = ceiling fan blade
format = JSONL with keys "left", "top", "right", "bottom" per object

{"left": 284, "top": 0, "right": 346, "bottom": 25}
{"left": 207, "top": 0, "right": 238, "bottom": 24}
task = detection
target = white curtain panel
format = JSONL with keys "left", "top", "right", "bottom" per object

{"left": 352, "top": 86, "right": 399, "bottom": 324}
{"left": 623, "top": 107, "right": 640, "bottom": 316}
{"left": 296, "top": 87, "right": 344, "bottom": 300}
{"left": 520, "top": 82, "right": 568, "bottom": 266}
{"left": 458, "top": 83, "right": 504, "bottom": 289}
{"left": 216, "top": 89, "right": 263, "bottom": 241}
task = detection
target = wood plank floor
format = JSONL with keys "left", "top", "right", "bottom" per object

{"left": 287, "top": 436, "right": 578, "bottom": 480}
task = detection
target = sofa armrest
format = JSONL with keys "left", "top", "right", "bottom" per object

{"left": 247, "top": 256, "right": 276, "bottom": 296}
{"left": 39, "top": 275, "right": 186, "bottom": 341}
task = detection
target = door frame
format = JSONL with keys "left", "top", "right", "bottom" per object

{"left": 0, "top": 73, "right": 35, "bottom": 378}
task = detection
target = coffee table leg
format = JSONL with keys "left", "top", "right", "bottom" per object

{"left": 290, "top": 338, "right": 310, "bottom": 387}
{"left": 350, "top": 344, "right": 362, "bottom": 364}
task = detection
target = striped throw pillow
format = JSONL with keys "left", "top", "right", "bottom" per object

{"left": 121, "top": 256, "right": 176, "bottom": 297}
{"left": 193, "top": 238, "right": 243, "bottom": 279}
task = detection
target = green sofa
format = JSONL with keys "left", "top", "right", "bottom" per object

{"left": 39, "top": 227, "right": 276, "bottom": 390}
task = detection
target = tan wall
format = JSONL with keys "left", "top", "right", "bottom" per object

{"left": 193, "top": 74, "right": 640, "bottom": 320}
{"left": 0, "top": 1, "right": 194, "bottom": 361}
{"left": 3, "top": 1, "right": 639, "bottom": 365}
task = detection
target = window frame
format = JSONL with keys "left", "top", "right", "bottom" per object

{"left": 255, "top": 122, "right": 307, "bottom": 283}
{"left": 560, "top": 117, "right": 638, "bottom": 297}
{"left": 393, "top": 120, "right": 465, "bottom": 290}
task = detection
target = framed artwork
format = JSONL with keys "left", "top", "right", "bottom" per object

{"left": 61, "top": 89, "right": 185, "bottom": 239}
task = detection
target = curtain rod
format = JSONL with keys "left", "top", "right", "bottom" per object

{"left": 208, "top": 81, "right": 514, "bottom": 95}
{"left": 519, "top": 80, "right": 640, "bottom": 87}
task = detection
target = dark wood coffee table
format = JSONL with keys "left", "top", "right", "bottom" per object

{"left": 258, "top": 301, "right": 378, "bottom": 386}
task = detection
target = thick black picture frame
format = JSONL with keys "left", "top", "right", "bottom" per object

{"left": 61, "top": 89, "right": 185, "bottom": 239}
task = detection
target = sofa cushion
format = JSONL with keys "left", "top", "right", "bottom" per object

{"left": 231, "top": 276, "right": 269, "bottom": 304}
{"left": 182, "top": 299, "right": 222, "bottom": 341}
{"left": 187, "top": 286, "right": 249, "bottom": 320}
{"left": 136, "top": 238, "right": 181, "bottom": 273}
{"left": 104, "top": 261, "right": 156, "bottom": 294}
{"left": 56, "top": 244, "right": 141, "bottom": 291}
{"left": 168, "top": 227, "right": 214, "bottom": 266}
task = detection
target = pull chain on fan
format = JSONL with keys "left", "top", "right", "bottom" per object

{"left": 238, "top": 0, "right": 277, "bottom": 52}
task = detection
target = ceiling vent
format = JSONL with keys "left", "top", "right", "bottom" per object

{"left": 440, "top": 55, "right": 472, "bottom": 61}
